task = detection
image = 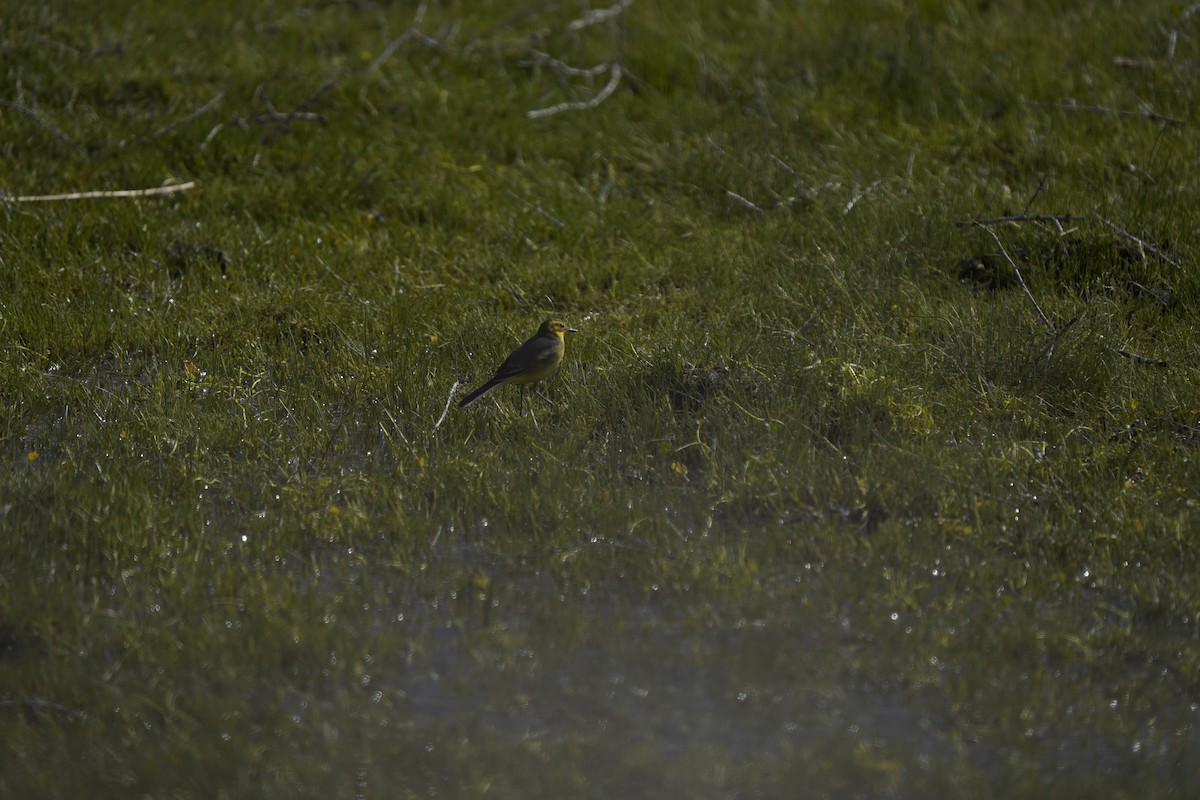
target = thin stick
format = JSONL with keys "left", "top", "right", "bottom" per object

{"left": 251, "top": 111, "right": 325, "bottom": 125}
{"left": 434, "top": 380, "right": 462, "bottom": 429}
{"left": 0, "top": 697, "right": 85, "bottom": 720}
{"left": 1095, "top": 214, "right": 1182, "bottom": 268}
{"left": 1021, "top": 173, "right": 1050, "bottom": 216}
{"left": 1117, "top": 349, "right": 1169, "bottom": 368}
{"left": 1034, "top": 314, "right": 1080, "bottom": 363}
{"left": 12, "top": 181, "right": 196, "bottom": 202}
{"left": 567, "top": 0, "right": 633, "bottom": 31}
{"left": 843, "top": 179, "right": 881, "bottom": 214}
{"left": 199, "top": 123, "right": 224, "bottom": 151}
{"left": 1112, "top": 57, "right": 1157, "bottom": 69}
{"left": 370, "top": 3, "right": 441, "bottom": 71}
{"left": 31, "top": 33, "right": 124, "bottom": 59}
{"left": 373, "top": 2, "right": 426, "bottom": 70}
{"left": 0, "top": 99, "right": 82, "bottom": 151}
{"left": 469, "top": 2, "right": 558, "bottom": 42}
{"left": 1032, "top": 100, "right": 1184, "bottom": 127}
{"left": 958, "top": 213, "right": 1080, "bottom": 228}
{"left": 725, "top": 190, "right": 763, "bottom": 213}
{"left": 524, "top": 49, "right": 611, "bottom": 79}
{"left": 505, "top": 189, "right": 566, "bottom": 228}
{"left": 527, "top": 62, "right": 622, "bottom": 119}
{"left": 767, "top": 152, "right": 796, "bottom": 174}
{"left": 973, "top": 222, "right": 1054, "bottom": 333}
{"left": 257, "top": 81, "right": 336, "bottom": 142}
{"left": 148, "top": 92, "right": 224, "bottom": 140}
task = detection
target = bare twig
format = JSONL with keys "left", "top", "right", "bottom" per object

{"left": 1117, "top": 349, "right": 1170, "bottom": 368}
{"left": 505, "top": 190, "right": 566, "bottom": 228}
{"left": 1126, "top": 280, "right": 1170, "bottom": 311}
{"left": 843, "top": 179, "right": 881, "bottom": 214}
{"left": 199, "top": 123, "right": 225, "bottom": 151}
{"left": 1113, "top": 56, "right": 1158, "bottom": 69}
{"left": 148, "top": 92, "right": 224, "bottom": 140}
{"left": 255, "top": 81, "right": 336, "bottom": 142}
{"left": 704, "top": 136, "right": 728, "bottom": 157}
{"left": 250, "top": 110, "right": 325, "bottom": 125}
{"left": 11, "top": 181, "right": 196, "bottom": 202}
{"left": 1095, "top": 215, "right": 1182, "bottom": 268}
{"left": 370, "top": 2, "right": 442, "bottom": 71}
{"left": 435, "top": 380, "right": 462, "bottom": 429}
{"left": 0, "top": 98, "right": 82, "bottom": 151}
{"left": 523, "top": 49, "right": 611, "bottom": 79}
{"left": 0, "top": 697, "right": 85, "bottom": 720}
{"left": 1021, "top": 173, "right": 1050, "bottom": 216}
{"left": 725, "top": 190, "right": 764, "bottom": 213}
{"left": 293, "top": 81, "right": 337, "bottom": 114}
{"left": 1034, "top": 314, "right": 1080, "bottom": 363}
{"left": 30, "top": 33, "right": 124, "bottom": 59}
{"left": 1032, "top": 100, "right": 1184, "bottom": 126}
{"left": 768, "top": 152, "right": 796, "bottom": 174}
{"left": 567, "top": 0, "right": 633, "bottom": 31}
{"left": 527, "top": 62, "right": 623, "bottom": 118}
{"left": 973, "top": 223, "right": 1055, "bottom": 333}
{"left": 958, "top": 213, "right": 1081, "bottom": 230}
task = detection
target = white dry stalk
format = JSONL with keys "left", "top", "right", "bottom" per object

{"left": 527, "top": 63, "right": 623, "bottom": 119}
{"left": 974, "top": 223, "right": 1054, "bottom": 333}
{"left": 12, "top": 181, "right": 197, "bottom": 202}
{"left": 567, "top": 0, "right": 633, "bottom": 32}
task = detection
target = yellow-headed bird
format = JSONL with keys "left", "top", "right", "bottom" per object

{"left": 459, "top": 319, "right": 577, "bottom": 411}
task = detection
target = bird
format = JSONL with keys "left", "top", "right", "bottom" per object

{"left": 459, "top": 319, "right": 578, "bottom": 412}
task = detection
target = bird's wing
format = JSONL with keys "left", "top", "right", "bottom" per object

{"left": 491, "top": 336, "right": 559, "bottom": 382}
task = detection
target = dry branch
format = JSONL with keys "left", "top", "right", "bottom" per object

{"left": 370, "top": 2, "right": 443, "bottom": 71}
{"left": 527, "top": 62, "right": 623, "bottom": 118}
{"left": 435, "top": 380, "right": 462, "bottom": 429}
{"left": 505, "top": 190, "right": 566, "bottom": 228}
{"left": 1096, "top": 215, "right": 1182, "bottom": 268}
{"left": 11, "top": 182, "right": 196, "bottom": 202}
{"left": 567, "top": 0, "right": 634, "bottom": 31}
{"left": 148, "top": 92, "right": 225, "bottom": 140}
{"left": 250, "top": 110, "right": 325, "bottom": 124}
{"left": 1113, "top": 57, "right": 1157, "bottom": 69}
{"left": 959, "top": 213, "right": 1180, "bottom": 267}
{"left": 767, "top": 153, "right": 797, "bottom": 174}
{"left": 199, "top": 123, "right": 225, "bottom": 151}
{"left": 524, "top": 49, "right": 612, "bottom": 79}
{"left": 957, "top": 213, "right": 1081, "bottom": 229}
{"left": 0, "top": 697, "right": 86, "bottom": 720}
{"left": 973, "top": 222, "right": 1054, "bottom": 333}
{"left": 0, "top": 98, "right": 82, "bottom": 151}
{"left": 1117, "top": 349, "right": 1170, "bottom": 367}
{"left": 31, "top": 32, "right": 124, "bottom": 59}
{"left": 252, "top": 81, "right": 336, "bottom": 142}
{"left": 1034, "top": 314, "right": 1079, "bottom": 363}
{"left": 1032, "top": 100, "right": 1184, "bottom": 126}
{"left": 725, "top": 190, "right": 764, "bottom": 213}
{"left": 843, "top": 179, "right": 881, "bottom": 214}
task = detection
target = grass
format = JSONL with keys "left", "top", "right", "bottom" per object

{"left": 3, "top": 0, "right": 1200, "bottom": 797}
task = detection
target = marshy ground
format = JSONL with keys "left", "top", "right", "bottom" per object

{"left": 2, "top": 2, "right": 1199, "bottom": 797}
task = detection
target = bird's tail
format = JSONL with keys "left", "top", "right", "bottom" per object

{"left": 458, "top": 378, "right": 503, "bottom": 408}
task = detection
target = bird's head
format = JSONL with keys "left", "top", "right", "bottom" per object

{"left": 539, "top": 319, "right": 578, "bottom": 339}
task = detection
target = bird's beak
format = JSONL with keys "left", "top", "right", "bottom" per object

{"left": 567, "top": 327, "right": 579, "bottom": 333}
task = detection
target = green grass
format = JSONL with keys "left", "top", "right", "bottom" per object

{"left": 3, "top": 1, "right": 1200, "bottom": 797}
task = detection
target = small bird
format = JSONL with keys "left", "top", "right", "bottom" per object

{"left": 459, "top": 319, "right": 578, "bottom": 411}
